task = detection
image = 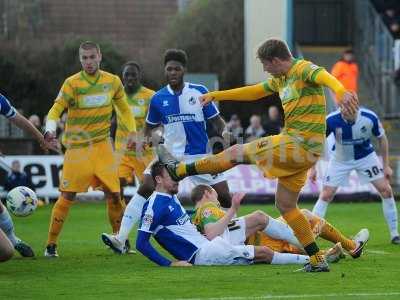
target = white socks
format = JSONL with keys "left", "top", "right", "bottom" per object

{"left": 312, "top": 198, "right": 329, "bottom": 218}
{"left": 116, "top": 193, "right": 147, "bottom": 243}
{"left": 263, "top": 217, "right": 302, "bottom": 249}
{"left": 382, "top": 197, "right": 399, "bottom": 239}
{"left": 271, "top": 252, "right": 309, "bottom": 265}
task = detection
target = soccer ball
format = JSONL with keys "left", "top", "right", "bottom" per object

{"left": 6, "top": 186, "right": 38, "bottom": 217}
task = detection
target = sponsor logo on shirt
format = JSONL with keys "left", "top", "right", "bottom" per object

{"left": 82, "top": 94, "right": 108, "bottom": 108}
{"left": 138, "top": 99, "right": 145, "bottom": 106}
{"left": 176, "top": 213, "right": 190, "bottom": 225}
{"left": 166, "top": 114, "right": 196, "bottom": 123}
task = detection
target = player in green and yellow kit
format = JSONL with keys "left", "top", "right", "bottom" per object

{"left": 157, "top": 38, "right": 359, "bottom": 272}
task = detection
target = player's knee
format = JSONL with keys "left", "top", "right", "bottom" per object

{"left": 253, "top": 210, "right": 267, "bottom": 228}
{"left": 379, "top": 184, "right": 393, "bottom": 198}
{"left": 0, "top": 243, "right": 14, "bottom": 262}
{"left": 321, "top": 189, "right": 335, "bottom": 202}
{"left": 227, "top": 144, "right": 243, "bottom": 164}
{"left": 61, "top": 191, "right": 76, "bottom": 201}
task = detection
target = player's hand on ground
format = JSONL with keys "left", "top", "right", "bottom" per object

{"left": 231, "top": 192, "right": 245, "bottom": 210}
{"left": 199, "top": 93, "right": 215, "bottom": 106}
{"left": 170, "top": 261, "right": 192, "bottom": 267}
{"left": 308, "top": 166, "right": 317, "bottom": 183}
{"left": 384, "top": 166, "right": 393, "bottom": 182}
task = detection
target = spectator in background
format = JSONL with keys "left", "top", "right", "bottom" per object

{"left": 28, "top": 114, "right": 41, "bottom": 131}
{"left": 245, "top": 114, "right": 265, "bottom": 142}
{"left": 4, "top": 160, "right": 31, "bottom": 192}
{"left": 28, "top": 114, "right": 43, "bottom": 154}
{"left": 226, "top": 114, "right": 243, "bottom": 143}
{"left": 264, "top": 105, "right": 282, "bottom": 136}
{"left": 389, "top": 22, "right": 400, "bottom": 39}
{"left": 381, "top": 7, "right": 400, "bottom": 27}
{"left": 331, "top": 49, "right": 359, "bottom": 93}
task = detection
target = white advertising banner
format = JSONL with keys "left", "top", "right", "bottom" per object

{"left": 1, "top": 155, "right": 377, "bottom": 198}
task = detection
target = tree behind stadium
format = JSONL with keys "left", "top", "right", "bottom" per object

{"left": 162, "top": 0, "right": 244, "bottom": 90}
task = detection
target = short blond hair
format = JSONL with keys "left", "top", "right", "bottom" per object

{"left": 257, "top": 39, "right": 292, "bottom": 61}
{"left": 79, "top": 41, "right": 100, "bottom": 53}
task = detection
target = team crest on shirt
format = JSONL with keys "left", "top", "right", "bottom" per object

{"left": 138, "top": 99, "right": 145, "bottom": 106}
{"left": 143, "top": 214, "right": 153, "bottom": 225}
{"left": 189, "top": 97, "right": 196, "bottom": 105}
{"left": 202, "top": 208, "right": 212, "bottom": 218}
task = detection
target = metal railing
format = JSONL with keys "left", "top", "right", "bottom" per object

{"left": 354, "top": 0, "right": 400, "bottom": 119}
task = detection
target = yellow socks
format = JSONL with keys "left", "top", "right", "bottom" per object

{"left": 107, "top": 196, "right": 126, "bottom": 234}
{"left": 283, "top": 208, "right": 320, "bottom": 257}
{"left": 47, "top": 196, "right": 73, "bottom": 245}
{"left": 320, "top": 222, "right": 356, "bottom": 251}
{"left": 176, "top": 151, "right": 236, "bottom": 177}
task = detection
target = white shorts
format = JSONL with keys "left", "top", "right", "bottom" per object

{"left": 194, "top": 236, "right": 254, "bottom": 266}
{"left": 221, "top": 217, "right": 247, "bottom": 246}
{"left": 144, "top": 155, "right": 226, "bottom": 186}
{"left": 323, "top": 152, "right": 384, "bottom": 187}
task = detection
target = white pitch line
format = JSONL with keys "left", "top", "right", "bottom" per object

{"left": 173, "top": 292, "right": 400, "bottom": 300}
{"left": 366, "top": 250, "right": 389, "bottom": 255}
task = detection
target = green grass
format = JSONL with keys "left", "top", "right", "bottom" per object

{"left": 1, "top": 202, "right": 400, "bottom": 300}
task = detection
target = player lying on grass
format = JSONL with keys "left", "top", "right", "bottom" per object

{"left": 156, "top": 38, "right": 359, "bottom": 272}
{"left": 0, "top": 92, "right": 53, "bottom": 262}
{"left": 310, "top": 101, "right": 399, "bottom": 245}
{"left": 190, "top": 184, "right": 369, "bottom": 262}
{"left": 135, "top": 161, "right": 317, "bottom": 267}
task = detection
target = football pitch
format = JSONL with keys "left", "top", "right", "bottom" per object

{"left": 1, "top": 201, "right": 400, "bottom": 300}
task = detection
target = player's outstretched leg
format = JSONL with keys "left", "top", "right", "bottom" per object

{"left": 157, "top": 144, "right": 243, "bottom": 181}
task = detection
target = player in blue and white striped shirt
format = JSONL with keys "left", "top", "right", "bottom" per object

{"left": 0, "top": 92, "right": 52, "bottom": 262}
{"left": 102, "top": 49, "right": 232, "bottom": 253}
{"left": 311, "top": 105, "right": 399, "bottom": 244}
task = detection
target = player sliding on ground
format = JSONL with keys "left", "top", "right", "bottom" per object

{"left": 310, "top": 102, "right": 400, "bottom": 244}
{"left": 137, "top": 161, "right": 317, "bottom": 267}
{"left": 157, "top": 38, "right": 359, "bottom": 272}
{"left": 190, "top": 184, "right": 369, "bottom": 262}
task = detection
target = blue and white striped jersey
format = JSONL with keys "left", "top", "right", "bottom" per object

{"left": 0, "top": 93, "right": 16, "bottom": 119}
{"left": 138, "top": 191, "right": 209, "bottom": 263}
{"left": 146, "top": 82, "right": 219, "bottom": 158}
{"left": 326, "top": 107, "right": 384, "bottom": 161}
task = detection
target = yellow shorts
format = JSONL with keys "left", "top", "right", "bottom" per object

{"left": 118, "top": 152, "right": 155, "bottom": 184}
{"left": 246, "top": 209, "right": 324, "bottom": 253}
{"left": 243, "top": 134, "right": 319, "bottom": 192}
{"left": 60, "top": 140, "right": 120, "bottom": 193}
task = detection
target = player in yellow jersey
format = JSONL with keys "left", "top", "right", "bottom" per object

{"left": 43, "top": 41, "right": 136, "bottom": 257}
{"left": 190, "top": 184, "right": 369, "bottom": 263}
{"left": 157, "top": 38, "right": 359, "bottom": 272}
{"left": 114, "top": 61, "right": 155, "bottom": 202}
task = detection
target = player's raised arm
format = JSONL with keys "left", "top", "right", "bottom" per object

{"left": 199, "top": 82, "right": 273, "bottom": 106}
{"left": 203, "top": 193, "right": 245, "bottom": 240}
{"left": 313, "top": 70, "right": 359, "bottom": 114}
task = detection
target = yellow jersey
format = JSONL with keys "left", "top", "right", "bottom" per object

{"left": 114, "top": 86, "right": 155, "bottom": 155}
{"left": 191, "top": 201, "right": 226, "bottom": 233}
{"left": 262, "top": 59, "right": 326, "bottom": 154}
{"left": 55, "top": 70, "right": 130, "bottom": 149}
